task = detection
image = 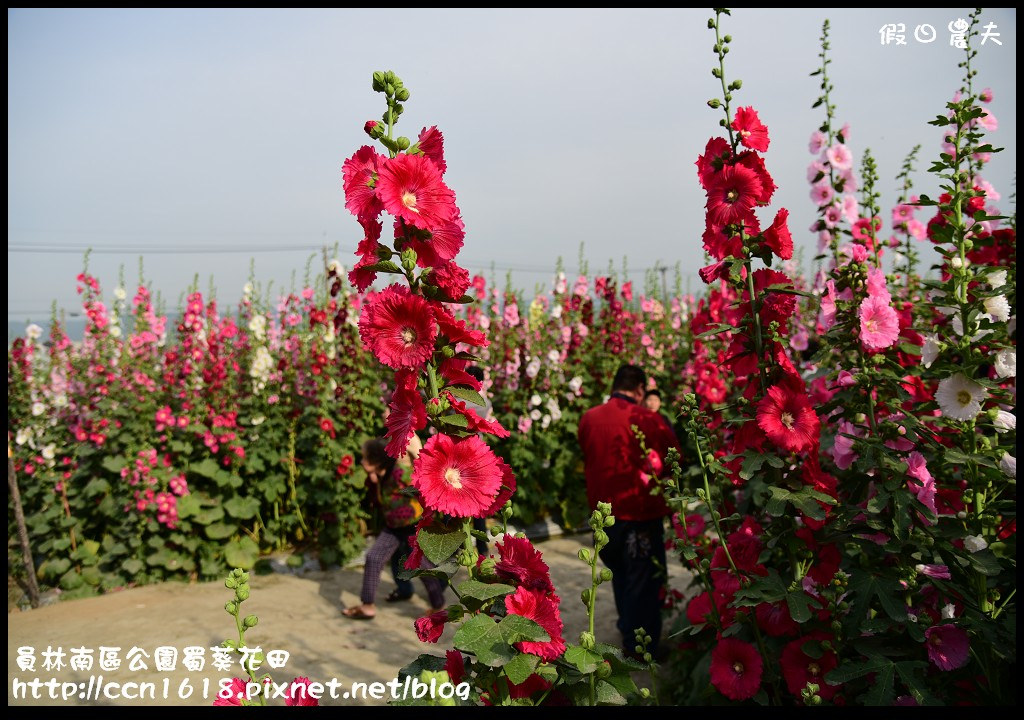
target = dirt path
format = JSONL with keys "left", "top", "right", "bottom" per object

{"left": 8, "top": 533, "right": 691, "bottom": 706}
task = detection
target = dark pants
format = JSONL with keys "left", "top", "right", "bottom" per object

{"left": 597, "top": 517, "right": 667, "bottom": 654}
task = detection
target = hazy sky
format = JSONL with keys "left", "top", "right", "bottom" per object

{"left": 7, "top": 8, "right": 1017, "bottom": 327}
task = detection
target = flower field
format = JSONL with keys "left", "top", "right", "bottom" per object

{"left": 8, "top": 8, "right": 1016, "bottom": 707}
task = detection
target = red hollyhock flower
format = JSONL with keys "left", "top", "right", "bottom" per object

{"left": 755, "top": 601, "right": 799, "bottom": 637}
{"left": 438, "top": 357, "right": 482, "bottom": 391}
{"left": 751, "top": 269, "right": 797, "bottom": 331}
{"left": 705, "top": 163, "right": 764, "bottom": 227}
{"left": 414, "top": 609, "right": 449, "bottom": 643}
{"left": 403, "top": 214, "right": 466, "bottom": 267}
{"left": 413, "top": 434, "right": 503, "bottom": 517}
{"left": 494, "top": 534, "right": 555, "bottom": 593}
{"left": 385, "top": 374, "right": 427, "bottom": 459}
{"left": 480, "top": 457, "right": 517, "bottom": 517}
{"left": 358, "top": 285, "right": 438, "bottom": 370}
{"left": 428, "top": 260, "right": 471, "bottom": 301}
{"left": 507, "top": 673, "right": 553, "bottom": 700}
{"left": 417, "top": 126, "right": 446, "bottom": 174}
{"left": 504, "top": 587, "right": 565, "bottom": 661}
{"left": 343, "top": 145, "right": 385, "bottom": 221}
{"left": 925, "top": 624, "right": 970, "bottom": 670}
{"left": 319, "top": 417, "right": 336, "bottom": 439}
{"left": 697, "top": 137, "right": 733, "bottom": 189}
{"left": 709, "top": 638, "right": 763, "bottom": 701}
{"left": 284, "top": 677, "right": 320, "bottom": 706}
{"left": 212, "top": 677, "right": 248, "bottom": 706}
{"left": 735, "top": 151, "right": 776, "bottom": 204}
{"left": 445, "top": 392, "right": 510, "bottom": 439}
{"left": 685, "top": 592, "right": 715, "bottom": 626}
{"left": 377, "top": 153, "right": 457, "bottom": 232}
{"left": 780, "top": 633, "right": 839, "bottom": 701}
{"left": 699, "top": 260, "right": 730, "bottom": 284}
{"left": 732, "top": 106, "right": 770, "bottom": 152}
{"left": 348, "top": 254, "right": 378, "bottom": 293}
{"left": 756, "top": 383, "right": 820, "bottom": 454}
{"left": 435, "top": 305, "right": 488, "bottom": 348}
{"left": 702, "top": 211, "right": 760, "bottom": 261}
{"left": 763, "top": 208, "right": 793, "bottom": 260}
{"left": 445, "top": 650, "right": 465, "bottom": 684}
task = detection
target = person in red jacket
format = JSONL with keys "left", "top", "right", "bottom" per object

{"left": 577, "top": 364, "right": 681, "bottom": 657}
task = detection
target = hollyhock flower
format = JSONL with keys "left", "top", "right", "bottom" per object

{"left": 756, "top": 602, "right": 799, "bottom": 637}
{"left": 503, "top": 303, "right": 520, "bottom": 327}
{"left": 494, "top": 535, "right": 555, "bottom": 593}
{"left": 404, "top": 214, "right": 466, "bottom": 268}
{"left": 504, "top": 587, "right": 565, "bottom": 661}
{"left": 434, "top": 305, "right": 488, "bottom": 348}
{"left": 377, "top": 153, "right": 457, "bottom": 231}
{"left": 699, "top": 260, "right": 730, "bottom": 284}
{"left": 963, "top": 535, "right": 988, "bottom": 553}
{"left": 851, "top": 217, "right": 879, "bottom": 242}
{"left": 703, "top": 212, "right": 760, "bottom": 260}
{"left": 808, "top": 130, "right": 827, "bottom": 154}
{"left": 780, "top": 633, "right": 839, "bottom": 701}
{"left": 892, "top": 204, "right": 916, "bottom": 225}
{"left": 415, "top": 610, "right": 449, "bottom": 643}
{"left": 735, "top": 151, "right": 776, "bottom": 204}
{"left": 763, "top": 208, "right": 793, "bottom": 260}
{"left": 983, "top": 294, "right": 1011, "bottom": 322}
{"left": 481, "top": 458, "right": 517, "bottom": 517}
{"left": 757, "top": 383, "right": 820, "bottom": 454}
{"left": 709, "top": 638, "right": 763, "bottom": 701}
{"left": 386, "top": 381, "right": 427, "bottom": 458}
{"left": 213, "top": 678, "right": 248, "bottom": 706}
{"left": 284, "top": 678, "right": 320, "bottom": 706}
{"left": 988, "top": 269, "right": 1007, "bottom": 289}
{"left": 413, "top": 434, "right": 503, "bottom": 517}
{"left": 697, "top": 137, "right": 733, "bottom": 189}
{"left": 841, "top": 194, "right": 859, "bottom": 224}
{"left": 731, "top": 106, "right": 770, "bottom": 152}
{"left": 924, "top": 624, "right": 970, "bottom": 671}
{"left": 706, "top": 164, "right": 764, "bottom": 226}
{"left": 858, "top": 295, "right": 900, "bottom": 351}
{"left": 343, "top": 146, "right": 385, "bottom": 220}
{"left": 445, "top": 392, "right": 510, "bottom": 439}
{"left": 994, "top": 409, "right": 1015, "bottom": 433}
{"left": 807, "top": 160, "right": 827, "bottom": 184}
{"left": 906, "top": 451, "right": 937, "bottom": 518}
{"left": 417, "top": 126, "right": 446, "bottom": 173}
{"left": 429, "top": 261, "right": 471, "bottom": 301}
{"left": 994, "top": 348, "right": 1015, "bottom": 378}
{"left": 921, "top": 334, "right": 941, "bottom": 368}
{"left": 820, "top": 280, "right": 838, "bottom": 330}
{"left": 935, "top": 374, "right": 987, "bottom": 422}
{"left": 810, "top": 181, "right": 833, "bottom": 207}
{"left": 915, "top": 564, "right": 951, "bottom": 580}
{"left": 822, "top": 204, "right": 842, "bottom": 228}
{"left": 445, "top": 650, "right": 466, "bottom": 685}
{"left": 358, "top": 285, "right": 438, "bottom": 369}
{"left": 1000, "top": 453, "right": 1016, "bottom": 479}
{"left": 825, "top": 143, "right": 853, "bottom": 170}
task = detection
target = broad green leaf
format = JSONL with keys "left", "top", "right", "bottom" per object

{"left": 786, "top": 589, "right": 814, "bottom": 623}
{"left": 826, "top": 656, "right": 892, "bottom": 684}
{"left": 862, "top": 663, "right": 895, "bottom": 706}
{"left": 223, "top": 496, "right": 260, "bottom": 520}
{"left": 499, "top": 614, "right": 549, "bottom": 644}
{"left": 190, "top": 458, "right": 221, "bottom": 479}
{"left": 204, "top": 522, "right": 235, "bottom": 540}
{"left": 223, "top": 537, "right": 260, "bottom": 569}
{"left": 502, "top": 652, "right": 539, "bottom": 686}
{"left": 418, "top": 527, "right": 466, "bottom": 565}
{"left": 563, "top": 645, "right": 603, "bottom": 673}
{"left": 453, "top": 614, "right": 512, "bottom": 667}
{"left": 456, "top": 580, "right": 516, "bottom": 603}
{"left": 446, "top": 386, "right": 487, "bottom": 407}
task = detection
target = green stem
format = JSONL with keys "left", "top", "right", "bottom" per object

{"left": 744, "top": 259, "right": 769, "bottom": 394}
{"left": 713, "top": 16, "right": 737, "bottom": 152}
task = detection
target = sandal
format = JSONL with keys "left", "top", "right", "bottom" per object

{"left": 342, "top": 606, "right": 376, "bottom": 620}
{"left": 385, "top": 589, "right": 413, "bottom": 603}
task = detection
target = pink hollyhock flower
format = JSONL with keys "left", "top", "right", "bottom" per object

{"left": 820, "top": 280, "right": 838, "bottom": 330}
{"left": 825, "top": 143, "right": 853, "bottom": 170}
{"left": 906, "top": 451, "right": 937, "bottom": 518}
{"left": 831, "top": 420, "right": 859, "bottom": 470}
{"left": 697, "top": 137, "right": 733, "bottom": 189}
{"left": 732, "top": 106, "right": 770, "bottom": 152}
{"left": 924, "top": 624, "right": 970, "bottom": 670}
{"left": 790, "top": 326, "right": 809, "bottom": 352}
{"left": 839, "top": 167, "right": 858, "bottom": 193}
{"left": 844, "top": 242, "right": 868, "bottom": 263}
{"left": 866, "top": 267, "right": 891, "bottom": 302}
{"left": 858, "top": 295, "right": 900, "bottom": 351}
{"left": 358, "top": 284, "right": 438, "bottom": 369}
{"left": 836, "top": 370, "right": 856, "bottom": 387}
{"left": 706, "top": 164, "right": 764, "bottom": 226}
{"left": 503, "top": 302, "right": 520, "bottom": 327}
{"left": 756, "top": 383, "right": 820, "bottom": 454}
{"left": 807, "top": 160, "right": 827, "bottom": 183}
{"left": 852, "top": 217, "right": 879, "bottom": 242}
{"left": 892, "top": 203, "right": 916, "bottom": 226}
{"left": 494, "top": 535, "right": 555, "bottom": 593}
{"left": 841, "top": 194, "right": 859, "bottom": 223}
{"left": 573, "top": 275, "right": 589, "bottom": 297}
{"left": 916, "top": 564, "right": 951, "bottom": 580}
{"left": 810, "top": 180, "right": 834, "bottom": 207}
{"left": 342, "top": 146, "right": 385, "bottom": 221}
{"left": 808, "top": 130, "right": 827, "bottom": 155}
{"left": 376, "top": 153, "right": 457, "bottom": 231}
{"left": 284, "top": 677, "right": 320, "bottom": 706}
{"left": 518, "top": 416, "right": 532, "bottom": 434}
{"left": 979, "top": 87, "right": 993, "bottom": 103}
{"left": 415, "top": 609, "right": 449, "bottom": 643}
{"left": 710, "top": 638, "right": 763, "bottom": 701}
{"left": 417, "top": 126, "right": 446, "bottom": 173}
{"left": 763, "top": 208, "right": 793, "bottom": 260}
{"left": 622, "top": 281, "right": 633, "bottom": 301}
{"left": 213, "top": 677, "right": 248, "bottom": 706}
{"left": 976, "top": 108, "right": 998, "bottom": 132}
{"left": 823, "top": 204, "right": 842, "bottom": 228}
{"left": 504, "top": 587, "right": 566, "bottom": 661}
{"left": 780, "top": 633, "right": 840, "bottom": 702}
{"left": 413, "top": 434, "right": 503, "bottom": 517}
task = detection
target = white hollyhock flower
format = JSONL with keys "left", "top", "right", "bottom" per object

{"left": 525, "top": 358, "right": 541, "bottom": 379}
{"left": 541, "top": 414, "right": 551, "bottom": 429}
{"left": 26, "top": 323, "right": 43, "bottom": 340}
{"left": 994, "top": 410, "right": 1016, "bottom": 433}
{"left": 551, "top": 304, "right": 563, "bottom": 319}
{"left": 950, "top": 255, "right": 965, "bottom": 270}
{"left": 248, "top": 314, "right": 267, "bottom": 340}
{"left": 941, "top": 603, "right": 956, "bottom": 620}
{"left": 251, "top": 415, "right": 266, "bottom": 426}
{"left": 243, "top": 282, "right": 254, "bottom": 296}
{"left": 994, "top": 349, "right": 1016, "bottom": 378}
{"left": 988, "top": 269, "right": 1007, "bottom": 289}
{"left": 31, "top": 402, "right": 46, "bottom": 417}
{"left": 547, "top": 349, "right": 560, "bottom": 364}
{"left": 15, "top": 428, "right": 32, "bottom": 445}
{"left": 529, "top": 408, "right": 542, "bottom": 421}
{"left": 568, "top": 376, "right": 583, "bottom": 393}
{"left": 1000, "top": 452, "right": 1016, "bottom": 479}
{"left": 327, "top": 258, "right": 343, "bottom": 274}
{"left": 114, "top": 287, "right": 127, "bottom": 301}
{"left": 110, "top": 326, "right": 122, "bottom": 338}
{"left": 984, "top": 295, "right": 1011, "bottom": 323}
{"left": 921, "top": 334, "right": 941, "bottom": 368}
{"left": 530, "top": 394, "right": 542, "bottom": 407}
{"left": 963, "top": 535, "right": 988, "bottom": 553}
{"left": 952, "top": 311, "right": 992, "bottom": 340}
{"left": 935, "top": 374, "right": 987, "bottom": 422}
{"left": 42, "top": 444, "right": 56, "bottom": 461}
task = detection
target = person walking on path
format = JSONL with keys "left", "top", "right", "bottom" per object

{"left": 342, "top": 438, "right": 444, "bottom": 619}
{"left": 577, "top": 364, "right": 682, "bottom": 656}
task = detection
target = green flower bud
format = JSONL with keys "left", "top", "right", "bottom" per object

{"left": 603, "top": 516, "right": 615, "bottom": 527}
{"left": 225, "top": 577, "right": 238, "bottom": 589}
{"left": 579, "top": 631, "right": 596, "bottom": 650}
{"left": 594, "top": 530, "right": 608, "bottom": 547}
{"left": 372, "top": 71, "right": 385, "bottom": 91}
{"left": 707, "top": 18, "right": 715, "bottom": 28}
{"left": 723, "top": 35, "right": 732, "bottom": 43}
{"left": 400, "top": 248, "right": 417, "bottom": 272}
{"left": 707, "top": 99, "right": 721, "bottom": 109}
{"left": 478, "top": 557, "right": 498, "bottom": 581}
{"left": 225, "top": 602, "right": 237, "bottom": 615}
{"left": 385, "top": 83, "right": 395, "bottom": 96}
{"left": 396, "top": 87, "right": 410, "bottom": 102}
{"left": 239, "top": 572, "right": 250, "bottom": 584}
{"left": 397, "top": 136, "right": 411, "bottom": 151}
{"left": 596, "top": 661, "right": 612, "bottom": 679}
{"left": 394, "top": 103, "right": 404, "bottom": 115}
{"left": 441, "top": 345, "right": 456, "bottom": 358}
{"left": 581, "top": 589, "right": 592, "bottom": 604}
{"left": 601, "top": 568, "right": 613, "bottom": 583}
{"left": 235, "top": 588, "right": 249, "bottom": 602}
{"left": 578, "top": 548, "right": 592, "bottom": 563}
{"left": 597, "top": 501, "right": 612, "bottom": 516}
{"left": 243, "top": 614, "right": 259, "bottom": 628}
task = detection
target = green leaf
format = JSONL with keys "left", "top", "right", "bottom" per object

{"left": 456, "top": 580, "right": 516, "bottom": 603}
{"left": 204, "top": 522, "right": 236, "bottom": 540}
{"left": 786, "top": 589, "right": 814, "bottom": 623}
{"left": 190, "top": 458, "right": 221, "bottom": 479}
{"left": 193, "top": 506, "right": 225, "bottom": 525}
{"left": 498, "top": 614, "right": 549, "bottom": 644}
{"left": 826, "top": 655, "right": 892, "bottom": 684}
{"left": 175, "top": 493, "right": 201, "bottom": 519}
{"left": 418, "top": 527, "right": 467, "bottom": 565}
{"left": 739, "top": 453, "right": 767, "bottom": 481}
{"left": 446, "top": 386, "right": 487, "bottom": 407}
{"left": 121, "top": 558, "right": 144, "bottom": 575}
{"left": 966, "top": 549, "right": 1002, "bottom": 577}
{"left": 367, "top": 260, "right": 402, "bottom": 274}
{"left": 438, "top": 413, "right": 470, "bottom": 429}
{"left": 453, "top": 614, "right": 512, "bottom": 667}
{"left": 563, "top": 645, "right": 604, "bottom": 674}
{"left": 862, "top": 663, "right": 895, "bottom": 706}
{"left": 223, "top": 496, "right": 260, "bottom": 520}
{"left": 595, "top": 679, "right": 628, "bottom": 705}
{"left": 101, "top": 455, "right": 127, "bottom": 474}
{"left": 502, "top": 652, "right": 540, "bottom": 686}
{"left": 894, "top": 661, "right": 939, "bottom": 705}
{"left": 223, "top": 537, "right": 260, "bottom": 569}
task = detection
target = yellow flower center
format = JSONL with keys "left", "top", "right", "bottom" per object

{"left": 401, "top": 190, "right": 420, "bottom": 213}
{"left": 808, "top": 662, "right": 820, "bottom": 676}
{"left": 726, "top": 189, "right": 739, "bottom": 204}
{"left": 956, "top": 390, "right": 971, "bottom": 406}
{"left": 865, "top": 319, "right": 878, "bottom": 334}
{"left": 732, "top": 661, "right": 744, "bottom": 674}
{"left": 401, "top": 327, "right": 416, "bottom": 346}
{"left": 781, "top": 411, "right": 795, "bottom": 430}
{"left": 445, "top": 467, "right": 463, "bottom": 489}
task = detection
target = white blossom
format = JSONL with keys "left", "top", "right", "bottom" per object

{"left": 1000, "top": 452, "right": 1016, "bottom": 479}
{"left": 248, "top": 314, "right": 267, "bottom": 341}
{"left": 547, "top": 349, "right": 560, "bottom": 364}
{"left": 994, "top": 349, "right": 1016, "bottom": 378}
{"left": 530, "top": 394, "right": 542, "bottom": 407}
{"left": 988, "top": 269, "right": 1007, "bottom": 289}
{"left": 327, "top": 258, "right": 343, "bottom": 275}
{"left": 551, "top": 304, "right": 563, "bottom": 319}
{"left": 525, "top": 358, "right": 541, "bottom": 379}
{"left": 941, "top": 603, "right": 956, "bottom": 619}
{"left": 114, "top": 287, "right": 127, "bottom": 301}
{"left": 984, "top": 295, "right": 1011, "bottom": 323}
{"left": 541, "top": 414, "right": 551, "bottom": 429}
{"left": 529, "top": 408, "right": 542, "bottom": 421}
{"left": 963, "top": 535, "right": 988, "bottom": 553}
{"left": 31, "top": 402, "right": 46, "bottom": 417}
{"left": 993, "top": 409, "right": 1016, "bottom": 433}
{"left": 26, "top": 323, "right": 43, "bottom": 341}
{"left": 251, "top": 415, "right": 266, "bottom": 426}
{"left": 935, "top": 374, "right": 987, "bottom": 422}
{"left": 568, "top": 376, "right": 584, "bottom": 393}
{"left": 42, "top": 444, "right": 56, "bottom": 461}
{"left": 921, "top": 334, "right": 941, "bottom": 368}
{"left": 15, "top": 428, "right": 32, "bottom": 445}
